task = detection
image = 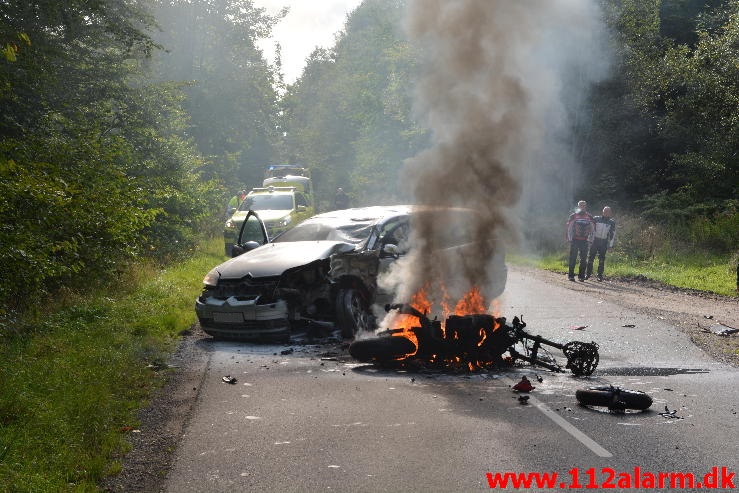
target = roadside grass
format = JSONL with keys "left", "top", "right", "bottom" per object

{"left": 0, "top": 237, "right": 224, "bottom": 491}
{"left": 513, "top": 250, "right": 737, "bottom": 297}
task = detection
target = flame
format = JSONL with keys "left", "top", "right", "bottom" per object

{"left": 388, "top": 285, "right": 433, "bottom": 357}
{"left": 490, "top": 299, "right": 501, "bottom": 331}
{"left": 454, "top": 286, "right": 486, "bottom": 315}
{"left": 387, "top": 284, "right": 504, "bottom": 368}
{"left": 410, "top": 285, "right": 432, "bottom": 314}
{"left": 477, "top": 327, "right": 487, "bottom": 347}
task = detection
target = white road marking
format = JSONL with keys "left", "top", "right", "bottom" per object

{"left": 502, "top": 376, "right": 613, "bottom": 457}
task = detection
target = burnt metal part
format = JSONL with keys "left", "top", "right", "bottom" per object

{"left": 349, "top": 304, "right": 599, "bottom": 376}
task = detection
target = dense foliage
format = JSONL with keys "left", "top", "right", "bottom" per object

{"left": 280, "top": 0, "right": 428, "bottom": 209}
{"left": 0, "top": 1, "right": 222, "bottom": 320}
{"left": 148, "top": 0, "right": 283, "bottom": 188}
{"left": 584, "top": 0, "right": 738, "bottom": 220}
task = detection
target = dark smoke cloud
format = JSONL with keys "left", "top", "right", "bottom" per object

{"left": 378, "top": 0, "right": 609, "bottom": 311}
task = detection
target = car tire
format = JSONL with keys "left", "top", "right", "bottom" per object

{"left": 336, "top": 288, "right": 372, "bottom": 339}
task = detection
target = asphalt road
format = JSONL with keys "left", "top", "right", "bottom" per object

{"left": 164, "top": 269, "right": 738, "bottom": 492}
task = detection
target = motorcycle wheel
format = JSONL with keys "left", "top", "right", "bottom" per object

{"left": 349, "top": 336, "right": 417, "bottom": 363}
{"left": 576, "top": 386, "right": 653, "bottom": 410}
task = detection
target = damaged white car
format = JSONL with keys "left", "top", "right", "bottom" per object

{"left": 195, "top": 206, "right": 506, "bottom": 341}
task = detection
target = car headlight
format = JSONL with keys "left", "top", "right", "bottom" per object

{"left": 278, "top": 216, "right": 292, "bottom": 227}
{"left": 203, "top": 269, "right": 220, "bottom": 287}
{"left": 225, "top": 219, "right": 235, "bottom": 229}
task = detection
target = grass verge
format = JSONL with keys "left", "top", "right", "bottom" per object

{"left": 0, "top": 238, "right": 224, "bottom": 491}
{"left": 512, "top": 250, "right": 737, "bottom": 297}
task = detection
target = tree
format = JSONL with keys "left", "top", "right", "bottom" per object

{"left": 281, "top": 0, "right": 427, "bottom": 207}
{"left": 581, "top": 0, "right": 737, "bottom": 220}
{"left": 148, "top": 0, "right": 283, "bottom": 188}
{"left": 0, "top": 1, "right": 217, "bottom": 315}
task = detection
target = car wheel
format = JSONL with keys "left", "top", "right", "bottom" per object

{"left": 336, "top": 288, "right": 372, "bottom": 339}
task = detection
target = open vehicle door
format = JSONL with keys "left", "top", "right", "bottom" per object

{"left": 231, "top": 210, "right": 269, "bottom": 257}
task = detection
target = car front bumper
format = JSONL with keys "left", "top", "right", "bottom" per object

{"left": 195, "top": 295, "right": 290, "bottom": 341}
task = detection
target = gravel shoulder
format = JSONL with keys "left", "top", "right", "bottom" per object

{"left": 101, "top": 266, "right": 738, "bottom": 492}
{"left": 102, "top": 326, "right": 210, "bottom": 492}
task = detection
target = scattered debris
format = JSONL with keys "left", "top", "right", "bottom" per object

{"left": 658, "top": 406, "right": 683, "bottom": 419}
{"left": 280, "top": 348, "right": 294, "bottom": 355}
{"left": 622, "top": 324, "right": 636, "bottom": 328}
{"left": 571, "top": 325, "right": 588, "bottom": 330}
{"left": 320, "top": 356, "right": 339, "bottom": 361}
{"left": 535, "top": 374, "right": 543, "bottom": 383}
{"left": 512, "top": 376, "right": 535, "bottom": 392}
{"left": 704, "top": 315, "right": 714, "bottom": 320}
{"left": 518, "top": 395, "right": 530, "bottom": 405}
{"left": 222, "top": 375, "right": 237, "bottom": 384}
{"left": 708, "top": 323, "right": 738, "bottom": 337}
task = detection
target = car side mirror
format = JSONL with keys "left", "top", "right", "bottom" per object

{"left": 242, "top": 240, "right": 261, "bottom": 251}
{"left": 231, "top": 241, "right": 261, "bottom": 258}
{"left": 381, "top": 243, "right": 399, "bottom": 259}
{"left": 231, "top": 244, "right": 245, "bottom": 257}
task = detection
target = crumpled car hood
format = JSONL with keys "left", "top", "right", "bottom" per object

{"left": 215, "top": 241, "right": 356, "bottom": 279}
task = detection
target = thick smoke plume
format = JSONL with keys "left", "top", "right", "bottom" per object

{"left": 379, "top": 0, "right": 609, "bottom": 312}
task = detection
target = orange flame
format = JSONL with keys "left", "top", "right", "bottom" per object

{"left": 387, "top": 284, "right": 504, "bottom": 366}
{"left": 454, "top": 286, "right": 486, "bottom": 315}
{"left": 489, "top": 299, "right": 501, "bottom": 331}
{"left": 388, "top": 285, "right": 433, "bottom": 357}
{"left": 477, "top": 327, "right": 487, "bottom": 347}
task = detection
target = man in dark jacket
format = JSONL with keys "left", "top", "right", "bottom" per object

{"left": 587, "top": 206, "right": 616, "bottom": 281}
{"left": 566, "top": 200, "right": 594, "bottom": 281}
{"left": 334, "top": 187, "right": 350, "bottom": 210}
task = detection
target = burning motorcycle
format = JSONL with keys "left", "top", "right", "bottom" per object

{"left": 349, "top": 303, "right": 600, "bottom": 376}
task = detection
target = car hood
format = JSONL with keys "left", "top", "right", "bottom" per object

{"left": 214, "top": 241, "right": 356, "bottom": 279}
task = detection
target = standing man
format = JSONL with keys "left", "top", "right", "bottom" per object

{"left": 587, "top": 206, "right": 616, "bottom": 281}
{"left": 334, "top": 187, "right": 350, "bottom": 210}
{"left": 226, "top": 189, "right": 247, "bottom": 217}
{"left": 566, "top": 200, "right": 594, "bottom": 282}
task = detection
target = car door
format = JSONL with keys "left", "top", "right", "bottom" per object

{"left": 374, "top": 216, "right": 411, "bottom": 306}
{"left": 294, "top": 192, "right": 313, "bottom": 222}
{"left": 232, "top": 210, "right": 269, "bottom": 257}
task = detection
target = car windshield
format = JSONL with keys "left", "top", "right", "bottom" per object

{"left": 273, "top": 218, "right": 376, "bottom": 246}
{"left": 240, "top": 194, "right": 293, "bottom": 211}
